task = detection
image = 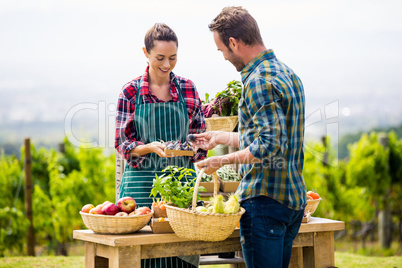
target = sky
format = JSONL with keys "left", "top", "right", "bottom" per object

{"left": 0, "top": 0, "right": 401, "bottom": 148}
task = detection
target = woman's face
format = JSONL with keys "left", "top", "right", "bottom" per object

{"left": 144, "top": 40, "right": 178, "bottom": 80}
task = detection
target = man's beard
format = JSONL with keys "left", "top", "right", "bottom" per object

{"left": 228, "top": 51, "right": 245, "bottom": 72}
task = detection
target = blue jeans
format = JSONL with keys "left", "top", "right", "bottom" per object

{"left": 240, "top": 196, "right": 304, "bottom": 268}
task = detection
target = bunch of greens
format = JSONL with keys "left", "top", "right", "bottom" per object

{"left": 217, "top": 165, "right": 240, "bottom": 181}
{"left": 150, "top": 166, "right": 206, "bottom": 208}
{"left": 203, "top": 80, "right": 242, "bottom": 117}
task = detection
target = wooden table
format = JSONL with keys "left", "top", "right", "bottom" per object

{"left": 73, "top": 217, "right": 344, "bottom": 268}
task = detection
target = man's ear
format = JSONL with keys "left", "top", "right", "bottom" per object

{"left": 229, "top": 37, "right": 238, "bottom": 50}
{"left": 142, "top": 47, "right": 149, "bottom": 58}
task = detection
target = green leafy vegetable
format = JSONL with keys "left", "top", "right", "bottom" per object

{"left": 150, "top": 166, "right": 206, "bottom": 208}
{"left": 203, "top": 80, "right": 242, "bottom": 117}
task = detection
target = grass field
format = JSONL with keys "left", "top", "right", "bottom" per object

{"left": 0, "top": 252, "right": 401, "bottom": 268}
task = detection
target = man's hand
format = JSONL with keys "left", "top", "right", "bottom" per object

{"left": 195, "top": 156, "right": 224, "bottom": 175}
{"left": 191, "top": 131, "right": 224, "bottom": 151}
{"left": 196, "top": 148, "right": 262, "bottom": 175}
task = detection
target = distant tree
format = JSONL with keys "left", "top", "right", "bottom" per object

{"left": 32, "top": 139, "right": 115, "bottom": 255}
{"left": 0, "top": 207, "right": 29, "bottom": 257}
{"left": 338, "top": 124, "right": 402, "bottom": 160}
{"left": 0, "top": 153, "right": 28, "bottom": 256}
{"left": 303, "top": 139, "right": 374, "bottom": 223}
{"left": 387, "top": 132, "right": 402, "bottom": 243}
{"left": 347, "top": 131, "right": 402, "bottom": 248}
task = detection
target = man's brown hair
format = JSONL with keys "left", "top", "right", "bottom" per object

{"left": 144, "top": 23, "right": 178, "bottom": 53}
{"left": 208, "top": 6, "right": 263, "bottom": 50}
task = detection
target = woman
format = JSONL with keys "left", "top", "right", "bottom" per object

{"left": 115, "top": 23, "right": 207, "bottom": 268}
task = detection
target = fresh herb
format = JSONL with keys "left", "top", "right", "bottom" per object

{"left": 203, "top": 80, "right": 242, "bottom": 117}
{"left": 150, "top": 166, "right": 206, "bottom": 208}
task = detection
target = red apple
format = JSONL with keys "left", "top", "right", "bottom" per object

{"left": 116, "top": 197, "right": 137, "bottom": 213}
{"left": 98, "top": 201, "right": 112, "bottom": 209}
{"left": 102, "top": 203, "right": 119, "bottom": 215}
{"left": 134, "top": 206, "right": 151, "bottom": 215}
{"left": 115, "top": 212, "right": 129, "bottom": 217}
{"left": 89, "top": 205, "right": 103, "bottom": 214}
{"left": 81, "top": 204, "right": 94, "bottom": 213}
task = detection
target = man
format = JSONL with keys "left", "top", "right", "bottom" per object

{"left": 193, "top": 6, "right": 307, "bottom": 268}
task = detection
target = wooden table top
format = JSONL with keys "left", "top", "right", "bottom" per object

{"left": 73, "top": 217, "right": 344, "bottom": 247}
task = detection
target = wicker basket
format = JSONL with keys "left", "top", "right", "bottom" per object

{"left": 80, "top": 211, "right": 153, "bottom": 234}
{"left": 165, "top": 168, "right": 245, "bottom": 242}
{"left": 304, "top": 198, "right": 321, "bottom": 215}
{"left": 204, "top": 116, "right": 238, "bottom": 132}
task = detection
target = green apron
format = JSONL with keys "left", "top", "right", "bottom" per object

{"left": 119, "top": 76, "right": 198, "bottom": 268}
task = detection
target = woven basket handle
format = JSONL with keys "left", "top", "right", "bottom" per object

{"left": 192, "top": 168, "right": 219, "bottom": 212}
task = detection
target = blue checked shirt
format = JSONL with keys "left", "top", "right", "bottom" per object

{"left": 237, "top": 49, "right": 306, "bottom": 210}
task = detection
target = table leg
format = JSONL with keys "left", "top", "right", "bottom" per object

{"left": 91, "top": 243, "right": 141, "bottom": 268}
{"left": 313, "top": 231, "right": 335, "bottom": 268}
{"left": 85, "top": 242, "right": 95, "bottom": 268}
{"left": 108, "top": 245, "right": 141, "bottom": 268}
{"left": 289, "top": 247, "right": 303, "bottom": 268}
{"left": 303, "top": 231, "right": 335, "bottom": 268}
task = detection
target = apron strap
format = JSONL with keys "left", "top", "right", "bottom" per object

{"left": 172, "top": 77, "right": 186, "bottom": 103}
{"left": 135, "top": 74, "right": 186, "bottom": 105}
{"left": 135, "top": 75, "right": 145, "bottom": 105}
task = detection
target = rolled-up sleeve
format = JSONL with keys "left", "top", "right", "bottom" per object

{"left": 245, "top": 78, "right": 287, "bottom": 160}
{"left": 115, "top": 87, "right": 145, "bottom": 168}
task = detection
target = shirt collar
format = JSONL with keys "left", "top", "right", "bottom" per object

{"left": 241, "top": 49, "right": 276, "bottom": 84}
{"left": 139, "top": 66, "right": 179, "bottom": 101}
{"left": 139, "top": 66, "right": 151, "bottom": 96}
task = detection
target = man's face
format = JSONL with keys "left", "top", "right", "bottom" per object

{"left": 213, "top": 31, "right": 245, "bottom": 72}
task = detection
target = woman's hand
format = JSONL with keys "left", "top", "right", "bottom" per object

{"left": 147, "top": 141, "right": 172, "bottom": 157}
{"left": 130, "top": 142, "right": 173, "bottom": 157}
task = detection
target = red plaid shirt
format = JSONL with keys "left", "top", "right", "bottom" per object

{"left": 115, "top": 66, "right": 207, "bottom": 168}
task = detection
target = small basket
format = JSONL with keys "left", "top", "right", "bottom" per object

{"left": 204, "top": 116, "right": 238, "bottom": 132}
{"left": 80, "top": 211, "right": 153, "bottom": 234}
{"left": 164, "top": 149, "right": 194, "bottom": 156}
{"left": 304, "top": 198, "right": 321, "bottom": 215}
{"left": 165, "top": 168, "right": 245, "bottom": 242}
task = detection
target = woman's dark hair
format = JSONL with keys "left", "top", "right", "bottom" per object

{"left": 208, "top": 6, "right": 263, "bottom": 50}
{"left": 144, "top": 23, "right": 178, "bottom": 53}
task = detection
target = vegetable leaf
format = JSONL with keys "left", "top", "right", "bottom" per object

{"left": 150, "top": 166, "right": 205, "bottom": 208}
{"left": 203, "top": 80, "right": 242, "bottom": 117}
